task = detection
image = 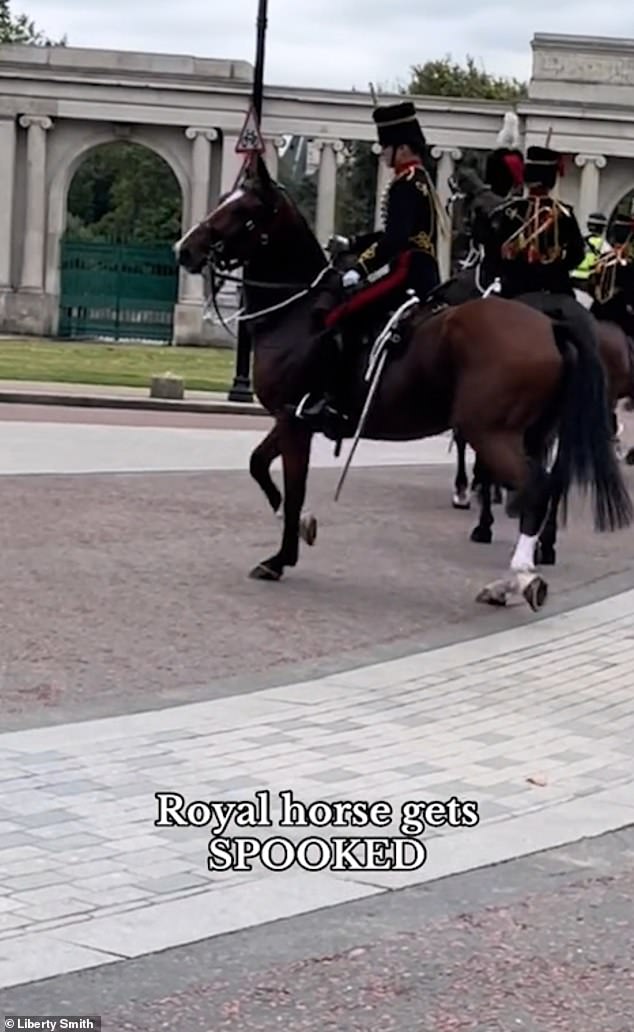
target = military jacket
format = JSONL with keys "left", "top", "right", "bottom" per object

{"left": 355, "top": 163, "right": 437, "bottom": 279}
{"left": 487, "top": 195, "right": 586, "bottom": 297}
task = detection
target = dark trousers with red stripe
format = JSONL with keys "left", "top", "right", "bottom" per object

{"left": 325, "top": 252, "right": 415, "bottom": 330}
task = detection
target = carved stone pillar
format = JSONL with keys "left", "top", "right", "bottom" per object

{"left": 0, "top": 118, "right": 16, "bottom": 290}
{"left": 372, "top": 142, "right": 392, "bottom": 230}
{"left": 431, "top": 146, "right": 463, "bottom": 280}
{"left": 574, "top": 154, "right": 607, "bottom": 233}
{"left": 183, "top": 128, "right": 217, "bottom": 303}
{"left": 314, "top": 139, "right": 344, "bottom": 244}
{"left": 19, "top": 115, "right": 52, "bottom": 292}
{"left": 186, "top": 127, "right": 217, "bottom": 222}
{"left": 220, "top": 133, "right": 246, "bottom": 195}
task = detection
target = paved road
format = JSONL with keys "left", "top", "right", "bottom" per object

{"left": 4, "top": 457, "right": 634, "bottom": 730}
{"left": 2, "top": 826, "right": 632, "bottom": 1030}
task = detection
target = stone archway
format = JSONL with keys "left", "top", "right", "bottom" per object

{"left": 55, "top": 139, "right": 184, "bottom": 342}
{"left": 45, "top": 128, "right": 190, "bottom": 338}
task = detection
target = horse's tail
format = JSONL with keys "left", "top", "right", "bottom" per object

{"left": 550, "top": 314, "right": 633, "bottom": 532}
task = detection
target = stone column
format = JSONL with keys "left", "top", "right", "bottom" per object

{"left": 183, "top": 127, "right": 217, "bottom": 303}
{"left": 575, "top": 154, "right": 607, "bottom": 233}
{"left": 186, "top": 127, "right": 217, "bottom": 222}
{"left": 372, "top": 142, "right": 393, "bottom": 230}
{"left": 314, "top": 139, "right": 344, "bottom": 245}
{"left": 220, "top": 132, "right": 246, "bottom": 195}
{"left": 431, "top": 146, "right": 462, "bottom": 280}
{"left": 19, "top": 115, "right": 52, "bottom": 292}
{"left": 0, "top": 118, "right": 17, "bottom": 290}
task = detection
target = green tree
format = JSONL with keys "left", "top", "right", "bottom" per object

{"left": 0, "top": 0, "right": 66, "bottom": 45}
{"left": 333, "top": 57, "right": 526, "bottom": 254}
{"left": 67, "top": 142, "right": 182, "bottom": 244}
{"left": 335, "top": 141, "right": 376, "bottom": 238}
{"left": 408, "top": 55, "right": 527, "bottom": 101}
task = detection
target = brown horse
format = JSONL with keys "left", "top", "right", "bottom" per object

{"left": 174, "top": 157, "right": 632, "bottom": 611}
{"left": 432, "top": 259, "right": 634, "bottom": 559}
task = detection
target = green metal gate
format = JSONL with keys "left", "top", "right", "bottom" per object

{"left": 58, "top": 241, "right": 179, "bottom": 342}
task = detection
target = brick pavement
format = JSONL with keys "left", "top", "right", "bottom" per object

{"left": 1, "top": 587, "right": 633, "bottom": 989}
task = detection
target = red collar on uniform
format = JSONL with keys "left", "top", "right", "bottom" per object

{"left": 394, "top": 158, "right": 423, "bottom": 175}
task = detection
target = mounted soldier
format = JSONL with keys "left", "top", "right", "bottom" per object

{"left": 293, "top": 100, "right": 445, "bottom": 437}
{"left": 483, "top": 144, "right": 598, "bottom": 339}
{"left": 589, "top": 214, "right": 634, "bottom": 337}
{"left": 452, "top": 112, "right": 525, "bottom": 289}
{"left": 572, "top": 211, "right": 611, "bottom": 302}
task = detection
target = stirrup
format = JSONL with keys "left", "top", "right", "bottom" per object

{"left": 295, "top": 393, "right": 311, "bottom": 419}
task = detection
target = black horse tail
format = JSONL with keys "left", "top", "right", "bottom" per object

{"left": 550, "top": 315, "right": 633, "bottom": 532}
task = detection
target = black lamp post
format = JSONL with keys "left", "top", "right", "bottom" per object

{"left": 227, "top": 0, "right": 268, "bottom": 403}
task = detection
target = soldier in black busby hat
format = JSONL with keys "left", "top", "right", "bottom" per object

{"left": 483, "top": 142, "right": 608, "bottom": 417}
{"left": 487, "top": 144, "right": 586, "bottom": 298}
{"left": 589, "top": 213, "right": 634, "bottom": 336}
{"left": 455, "top": 111, "right": 525, "bottom": 279}
{"left": 292, "top": 100, "right": 445, "bottom": 437}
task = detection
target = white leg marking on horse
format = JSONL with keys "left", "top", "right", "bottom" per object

{"left": 510, "top": 533, "right": 538, "bottom": 572}
{"left": 452, "top": 488, "right": 471, "bottom": 509}
{"left": 276, "top": 509, "right": 318, "bottom": 546}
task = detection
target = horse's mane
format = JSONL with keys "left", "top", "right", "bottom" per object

{"left": 242, "top": 170, "right": 328, "bottom": 266}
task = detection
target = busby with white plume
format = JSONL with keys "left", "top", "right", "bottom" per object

{"left": 496, "top": 111, "right": 520, "bottom": 149}
{"left": 485, "top": 110, "right": 524, "bottom": 197}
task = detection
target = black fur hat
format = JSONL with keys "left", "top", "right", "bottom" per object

{"left": 373, "top": 102, "right": 426, "bottom": 152}
{"left": 524, "top": 146, "right": 564, "bottom": 189}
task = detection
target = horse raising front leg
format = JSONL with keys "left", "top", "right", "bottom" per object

{"left": 250, "top": 421, "right": 313, "bottom": 581}
{"left": 249, "top": 422, "right": 318, "bottom": 555}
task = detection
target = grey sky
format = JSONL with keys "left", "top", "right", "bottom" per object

{"left": 23, "top": 0, "right": 634, "bottom": 90}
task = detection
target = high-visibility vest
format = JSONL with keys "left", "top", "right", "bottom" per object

{"left": 572, "top": 235, "right": 605, "bottom": 280}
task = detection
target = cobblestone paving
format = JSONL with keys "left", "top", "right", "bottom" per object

{"left": 1, "top": 589, "right": 633, "bottom": 987}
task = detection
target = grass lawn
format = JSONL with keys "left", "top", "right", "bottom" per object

{"left": 0, "top": 339, "right": 236, "bottom": 392}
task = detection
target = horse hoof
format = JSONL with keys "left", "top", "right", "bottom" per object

{"left": 626, "top": 448, "right": 634, "bottom": 466}
{"left": 522, "top": 575, "right": 548, "bottom": 612}
{"left": 300, "top": 513, "right": 318, "bottom": 546}
{"left": 476, "top": 584, "right": 507, "bottom": 606}
{"left": 452, "top": 491, "right": 471, "bottom": 510}
{"left": 470, "top": 525, "right": 493, "bottom": 544}
{"left": 249, "top": 562, "right": 282, "bottom": 582}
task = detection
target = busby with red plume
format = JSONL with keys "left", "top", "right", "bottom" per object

{"left": 485, "top": 112, "right": 524, "bottom": 197}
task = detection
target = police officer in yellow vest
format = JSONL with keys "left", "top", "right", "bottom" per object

{"left": 572, "top": 212, "right": 610, "bottom": 290}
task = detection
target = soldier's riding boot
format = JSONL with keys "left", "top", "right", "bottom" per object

{"left": 289, "top": 335, "right": 351, "bottom": 440}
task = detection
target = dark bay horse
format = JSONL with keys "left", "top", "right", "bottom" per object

{"left": 174, "top": 157, "right": 632, "bottom": 611}
{"left": 440, "top": 174, "right": 634, "bottom": 560}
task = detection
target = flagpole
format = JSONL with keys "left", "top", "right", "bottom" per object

{"left": 227, "top": 0, "right": 268, "bottom": 404}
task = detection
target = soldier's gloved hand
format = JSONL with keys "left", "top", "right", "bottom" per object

{"left": 327, "top": 234, "right": 350, "bottom": 255}
{"left": 342, "top": 268, "right": 362, "bottom": 289}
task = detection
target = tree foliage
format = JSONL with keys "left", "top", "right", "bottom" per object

{"left": 0, "top": 0, "right": 66, "bottom": 45}
{"left": 67, "top": 143, "right": 182, "bottom": 243}
{"left": 408, "top": 55, "right": 527, "bottom": 101}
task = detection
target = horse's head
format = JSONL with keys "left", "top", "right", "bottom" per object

{"left": 175, "top": 156, "right": 288, "bottom": 275}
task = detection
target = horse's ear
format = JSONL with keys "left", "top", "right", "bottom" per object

{"left": 255, "top": 153, "right": 275, "bottom": 193}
